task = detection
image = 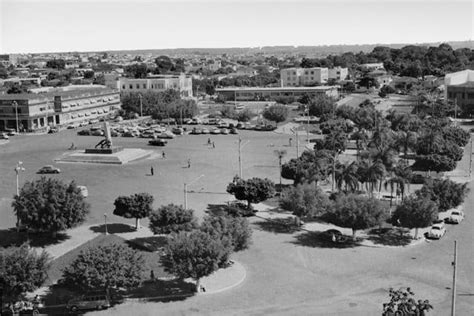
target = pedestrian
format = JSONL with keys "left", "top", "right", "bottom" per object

{"left": 150, "top": 270, "right": 155, "bottom": 280}
{"left": 207, "top": 138, "right": 211, "bottom": 145}
{"left": 212, "top": 141, "right": 215, "bottom": 148}
{"left": 151, "top": 166, "right": 154, "bottom": 176}
{"left": 187, "top": 159, "right": 191, "bottom": 168}
{"left": 289, "top": 138, "right": 293, "bottom": 146}
{"left": 162, "top": 151, "right": 166, "bottom": 159}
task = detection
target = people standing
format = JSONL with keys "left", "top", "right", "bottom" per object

{"left": 162, "top": 151, "right": 166, "bottom": 159}
{"left": 151, "top": 166, "right": 154, "bottom": 176}
{"left": 212, "top": 141, "right": 215, "bottom": 148}
{"left": 289, "top": 138, "right": 293, "bottom": 146}
{"left": 187, "top": 159, "right": 191, "bottom": 168}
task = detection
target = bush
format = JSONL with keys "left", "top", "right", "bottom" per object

{"left": 226, "top": 177, "right": 276, "bottom": 209}
{"left": 279, "top": 182, "right": 332, "bottom": 219}
{"left": 392, "top": 196, "right": 438, "bottom": 239}
{"left": 148, "top": 204, "right": 198, "bottom": 234}
{"left": 113, "top": 193, "right": 154, "bottom": 230}
{"left": 62, "top": 243, "right": 144, "bottom": 291}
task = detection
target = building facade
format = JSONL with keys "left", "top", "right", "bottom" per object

{"left": 216, "top": 86, "right": 338, "bottom": 102}
{"left": 118, "top": 74, "right": 193, "bottom": 97}
{"left": 0, "top": 87, "right": 121, "bottom": 132}
{"left": 445, "top": 70, "right": 474, "bottom": 115}
{"left": 281, "top": 67, "right": 347, "bottom": 86}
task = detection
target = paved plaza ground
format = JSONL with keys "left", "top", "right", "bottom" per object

{"left": 1, "top": 124, "right": 473, "bottom": 315}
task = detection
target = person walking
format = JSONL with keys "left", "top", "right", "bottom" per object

{"left": 187, "top": 159, "right": 191, "bottom": 168}
{"left": 212, "top": 141, "right": 215, "bottom": 148}
{"left": 289, "top": 138, "right": 293, "bottom": 146}
{"left": 162, "top": 151, "right": 166, "bottom": 159}
{"left": 151, "top": 166, "right": 154, "bottom": 176}
{"left": 207, "top": 138, "right": 211, "bottom": 145}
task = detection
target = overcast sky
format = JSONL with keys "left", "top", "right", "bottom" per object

{"left": 1, "top": 0, "right": 472, "bottom": 54}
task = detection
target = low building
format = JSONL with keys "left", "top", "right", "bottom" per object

{"left": 118, "top": 74, "right": 192, "bottom": 97}
{"left": 216, "top": 86, "right": 338, "bottom": 102}
{"left": 445, "top": 70, "right": 474, "bottom": 115}
{"left": 281, "top": 67, "right": 346, "bottom": 86}
{"left": 359, "top": 63, "right": 385, "bottom": 71}
{"left": 0, "top": 86, "right": 120, "bottom": 132}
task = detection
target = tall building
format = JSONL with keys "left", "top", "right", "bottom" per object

{"left": 445, "top": 70, "right": 474, "bottom": 115}
{"left": 0, "top": 86, "right": 120, "bottom": 132}
{"left": 118, "top": 74, "right": 193, "bottom": 97}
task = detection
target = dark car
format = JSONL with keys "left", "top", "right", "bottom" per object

{"left": 37, "top": 165, "right": 61, "bottom": 174}
{"left": 48, "top": 127, "right": 59, "bottom": 133}
{"left": 255, "top": 125, "right": 277, "bottom": 131}
{"left": 77, "top": 129, "right": 91, "bottom": 136}
{"left": 148, "top": 139, "right": 167, "bottom": 146}
{"left": 410, "top": 174, "right": 430, "bottom": 184}
{"left": 321, "top": 229, "right": 346, "bottom": 243}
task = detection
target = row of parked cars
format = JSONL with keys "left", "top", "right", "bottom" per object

{"left": 426, "top": 208, "right": 465, "bottom": 239}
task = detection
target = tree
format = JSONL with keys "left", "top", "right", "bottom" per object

{"left": 274, "top": 149, "right": 287, "bottom": 188}
{"left": 308, "top": 94, "right": 336, "bottom": 117}
{"left": 124, "top": 63, "right": 148, "bottom": 78}
{"left": 113, "top": 193, "right": 154, "bottom": 230}
{"left": 442, "top": 126, "right": 470, "bottom": 147}
{"left": 226, "top": 177, "right": 276, "bottom": 209}
{"left": 357, "top": 159, "right": 386, "bottom": 197}
{"left": 335, "top": 161, "right": 359, "bottom": 193}
{"left": 262, "top": 105, "right": 289, "bottom": 125}
{"left": 411, "top": 154, "right": 456, "bottom": 173}
{"left": 392, "top": 196, "right": 438, "bottom": 239}
{"left": 416, "top": 178, "right": 468, "bottom": 212}
{"left": 382, "top": 287, "right": 433, "bottom": 316}
{"left": 46, "top": 58, "right": 66, "bottom": 70}
{"left": 281, "top": 150, "right": 331, "bottom": 185}
{"left": 7, "top": 84, "right": 29, "bottom": 94}
{"left": 154, "top": 55, "right": 174, "bottom": 74}
{"left": 83, "top": 70, "right": 95, "bottom": 79}
{"left": 236, "top": 109, "right": 256, "bottom": 122}
{"left": 0, "top": 245, "right": 50, "bottom": 301}
{"left": 12, "top": 177, "right": 90, "bottom": 236}
{"left": 165, "top": 230, "right": 231, "bottom": 292}
{"left": 148, "top": 204, "right": 198, "bottom": 234}
{"left": 279, "top": 182, "right": 332, "bottom": 219}
{"left": 62, "top": 243, "right": 144, "bottom": 291}
{"left": 327, "top": 194, "right": 387, "bottom": 238}
{"left": 200, "top": 215, "right": 252, "bottom": 252}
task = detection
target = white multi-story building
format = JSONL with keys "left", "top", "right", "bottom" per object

{"left": 328, "top": 67, "right": 349, "bottom": 81}
{"left": 281, "top": 67, "right": 346, "bottom": 87}
{"left": 118, "top": 74, "right": 192, "bottom": 97}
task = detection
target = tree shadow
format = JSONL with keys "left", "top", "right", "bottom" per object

{"left": 253, "top": 217, "right": 301, "bottom": 234}
{"left": 206, "top": 203, "right": 230, "bottom": 216}
{"left": 366, "top": 227, "right": 413, "bottom": 246}
{"left": 206, "top": 203, "right": 256, "bottom": 217}
{"left": 289, "top": 231, "right": 360, "bottom": 249}
{"left": 127, "top": 236, "right": 168, "bottom": 252}
{"left": 0, "top": 228, "right": 70, "bottom": 248}
{"left": 89, "top": 223, "right": 136, "bottom": 234}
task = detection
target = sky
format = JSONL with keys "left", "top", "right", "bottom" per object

{"left": 0, "top": 0, "right": 473, "bottom": 54}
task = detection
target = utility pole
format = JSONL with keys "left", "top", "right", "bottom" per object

{"left": 470, "top": 136, "right": 473, "bottom": 178}
{"left": 184, "top": 175, "right": 204, "bottom": 209}
{"left": 306, "top": 105, "right": 310, "bottom": 143}
{"left": 104, "top": 214, "right": 108, "bottom": 235}
{"left": 14, "top": 161, "right": 25, "bottom": 231}
{"left": 451, "top": 240, "right": 457, "bottom": 316}
{"left": 138, "top": 94, "right": 143, "bottom": 117}
{"left": 454, "top": 98, "right": 458, "bottom": 127}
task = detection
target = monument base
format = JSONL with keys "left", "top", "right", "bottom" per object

{"left": 85, "top": 146, "right": 123, "bottom": 154}
{"left": 55, "top": 148, "right": 152, "bottom": 164}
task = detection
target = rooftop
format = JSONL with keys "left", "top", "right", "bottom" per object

{"left": 0, "top": 86, "right": 118, "bottom": 101}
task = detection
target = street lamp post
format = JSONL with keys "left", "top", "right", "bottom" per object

{"left": 184, "top": 175, "right": 204, "bottom": 209}
{"left": 13, "top": 101, "right": 19, "bottom": 133}
{"left": 238, "top": 137, "right": 250, "bottom": 178}
{"left": 14, "top": 161, "right": 25, "bottom": 230}
{"left": 104, "top": 213, "right": 108, "bottom": 235}
{"left": 138, "top": 94, "right": 143, "bottom": 117}
{"left": 305, "top": 105, "right": 310, "bottom": 143}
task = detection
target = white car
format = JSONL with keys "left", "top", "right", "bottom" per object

{"left": 446, "top": 210, "right": 464, "bottom": 224}
{"left": 427, "top": 222, "right": 447, "bottom": 239}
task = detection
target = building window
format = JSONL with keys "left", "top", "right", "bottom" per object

{"left": 129, "top": 84, "right": 133, "bottom": 89}
{"left": 122, "top": 85, "right": 125, "bottom": 89}
{"left": 311, "top": 71, "right": 314, "bottom": 74}
{"left": 136, "top": 84, "right": 140, "bottom": 89}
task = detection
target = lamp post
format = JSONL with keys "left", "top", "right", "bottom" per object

{"left": 14, "top": 161, "right": 25, "bottom": 231}
{"left": 238, "top": 137, "right": 250, "bottom": 178}
{"left": 138, "top": 94, "right": 143, "bottom": 117}
{"left": 104, "top": 213, "right": 108, "bottom": 235}
{"left": 305, "top": 104, "right": 310, "bottom": 143}
{"left": 12, "top": 101, "right": 19, "bottom": 133}
{"left": 184, "top": 174, "right": 204, "bottom": 210}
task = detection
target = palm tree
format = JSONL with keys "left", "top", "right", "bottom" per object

{"left": 394, "top": 131, "right": 418, "bottom": 162}
{"left": 352, "top": 130, "right": 369, "bottom": 160}
{"left": 365, "top": 160, "right": 386, "bottom": 198}
{"left": 274, "top": 149, "right": 287, "bottom": 190}
{"left": 393, "top": 161, "right": 412, "bottom": 197}
{"left": 370, "top": 145, "right": 397, "bottom": 172}
{"left": 335, "top": 161, "right": 359, "bottom": 193}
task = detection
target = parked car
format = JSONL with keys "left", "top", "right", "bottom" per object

{"left": 148, "top": 139, "right": 168, "bottom": 146}
{"left": 410, "top": 174, "right": 430, "bottom": 184}
{"left": 77, "top": 129, "right": 91, "bottom": 136}
{"left": 220, "top": 128, "right": 230, "bottom": 135}
{"left": 91, "top": 130, "right": 104, "bottom": 136}
{"left": 122, "top": 131, "right": 136, "bottom": 137}
{"left": 0, "top": 133, "right": 9, "bottom": 140}
{"left": 155, "top": 131, "right": 175, "bottom": 139}
{"left": 211, "top": 128, "right": 221, "bottom": 135}
{"left": 66, "top": 124, "right": 78, "bottom": 129}
{"left": 77, "top": 185, "right": 89, "bottom": 197}
{"left": 427, "top": 222, "right": 447, "bottom": 239}
{"left": 230, "top": 128, "right": 238, "bottom": 134}
{"left": 236, "top": 122, "right": 245, "bottom": 129}
{"left": 321, "top": 229, "right": 347, "bottom": 243}
{"left": 67, "top": 293, "right": 111, "bottom": 312}
{"left": 201, "top": 128, "right": 210, "bottom": 134}
{"left": 190, "top": 128, "right": 202, "bottom": 135}
{"left": 37, "top": 165, "right": 61, "bottom": 174}
{"left": 446, "top": 209, "right": 464, "bottom": 224}
{"left": 48, "top": 127, "right": 59, "bottom": 133}
{"left": 171, "top": 127, "right": 184, "bottom": 135}
{"left": 257, "top": 125, "right": 277, "bottom": 131}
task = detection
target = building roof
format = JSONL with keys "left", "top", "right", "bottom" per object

{"left": 0, "top": 86, "right": 118, "bottom": 101}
